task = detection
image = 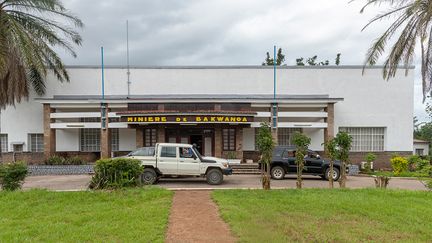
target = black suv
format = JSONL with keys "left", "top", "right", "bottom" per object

{"left": 269, "top": 146, "right": 341, "bottom": 181}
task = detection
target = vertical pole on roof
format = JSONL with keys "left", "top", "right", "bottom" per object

{"left": 101, "top": 46, "right": 105, "bottom": 101}
{"left": 272, "top": 45, "right": 278, "bottom": 130}
{"left": 101, "top": 46, "right": 106, "bottom": 130}
{"left": 273, "top": 45, "right": 276, "bottom": 101}
{"left": 126, "top": 20, "right": 131, "bottom": 97}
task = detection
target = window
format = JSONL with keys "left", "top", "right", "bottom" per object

{"left": 278, "top": 128, "right": 301, "bottom": 146}
{"left": 223, "top": 128, "right": 236, "bottom": 151}
{"left": 160, "top": 146, "right": 177, "bottom": 158}
{"left": 111, "top": 128, "right": 119, "bottom": 151}
{"left": 339, "top": 127, "right": 385, "bottom": 152}
{"left": 0, "top": 134, "right": 7, "bottom": 153}
{"left": 179, "top": 147, "right": 194, "bottom": 158}
{"left": 144, "top": 128, "right": 157, "bottom": 147}
{"left": 13, "top": 144, "right": 23, "bottom": 152}
{"left": 28, "top": 134, "right": 44, "bottom": 152}
{"left": 131, "top": 147, "right": 155, "bottom": 156}
{"left": 80, "top": 128, "right": 100, "bottom": 152}
{"left": 415, "top": 149, "right": 424, "bottom": 156}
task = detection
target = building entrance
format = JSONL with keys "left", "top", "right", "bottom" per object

{"left": 166, "top": 128, "right": 214, "bottom": 156}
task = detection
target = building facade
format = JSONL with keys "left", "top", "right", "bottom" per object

{"left": 0, "top": 65, "right": 414, "bottom": 168}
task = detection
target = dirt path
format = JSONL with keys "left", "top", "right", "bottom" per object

{"left": 166, "top": 190, "right": 236, "bottom": 243}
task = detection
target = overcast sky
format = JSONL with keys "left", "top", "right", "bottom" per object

{"left": 59, "top": 0, "right": 428, "bottom": 121}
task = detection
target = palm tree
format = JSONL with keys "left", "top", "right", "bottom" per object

{"left": 0, "top": 0, "right": 83, "bottom": 108}
{"left": 359, "top": 0, "right": 432, "bottom": 101}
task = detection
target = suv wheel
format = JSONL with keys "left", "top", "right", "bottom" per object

{"left": 271, "top": 166, "right": 285, "bottom": 180}
{"left": 206, "top": 169, "right": 223, "bottom": 185}
{"left": 141, "top": 168, "right": 157, "bottom": 185}
{"left": 325, "top": 167, "right": 340, "bottom": 181}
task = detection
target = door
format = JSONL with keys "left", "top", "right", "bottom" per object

{"left": 177, "top": 146, "right": 200, "bottom": 175}
{"left": 180, "top": 136, "right": 189, "bottom": 144}
{"left": 157, "top": 145, "right": 178, "bottom": 174}
{"left": 204, "top": 136, "right": 212, "bottom": 156}
{"left": 305, "top": 150, "right": 323, "bottom": 173}
{"left": 282, "top": 149, "right": 297, "bottom": 172}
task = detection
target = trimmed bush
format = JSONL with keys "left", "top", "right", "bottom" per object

{"left": 407, "top": 155, "right": 422, "bottom": 171}
{"left": 45, "top": 155, "right": 85, "bottom": 165}
{"left": 89, "top": 158, "right": 143, "bottom": 189}
{"left": 0, "top": 162, "right": 28, "bottom": 191}
{"left": 64, "top": 156, "right": 84, "bottom": 165}
{"left": 363, "top": 153, "right": 376, "bottom": 173}
{"left": 45, "top": 155, "right": 65, "bottom": 165}
{"left": 390, "top": 156, "right": 408, "bottom": 176}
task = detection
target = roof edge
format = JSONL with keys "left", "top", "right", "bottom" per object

{"left": 62, "top": 65, "right": 415, "bottom": 70}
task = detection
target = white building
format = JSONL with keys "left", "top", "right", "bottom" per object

{"left": 0, "top": 65, "right": 414, "bottom": 168}
{"left": 413, "top": 139, "right": 429, "bottom": 156}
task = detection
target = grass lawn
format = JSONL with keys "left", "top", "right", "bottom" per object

{"left": 0, "top": 188, "right": 172, "bottom": 242}
{"left": 213, "top": 189, "right": 432, "bottom": 242}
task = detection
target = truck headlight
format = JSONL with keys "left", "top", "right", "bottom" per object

{"left": 222, "top": 162, "right": 229, "bottom": 168}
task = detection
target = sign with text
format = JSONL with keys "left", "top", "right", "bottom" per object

{"left": 122, "top": 115, "right": 252, "bottom": 123}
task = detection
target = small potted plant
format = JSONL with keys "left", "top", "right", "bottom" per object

{"left": 226, "top": 151, "right": 241, "bottom": 164}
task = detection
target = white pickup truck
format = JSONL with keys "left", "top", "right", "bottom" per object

{"left": 125, "top": 143, "right": 233, "bottom": 185}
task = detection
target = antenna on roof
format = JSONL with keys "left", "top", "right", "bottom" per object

{"left": 126, "top": 20, "right": 131, "bottom": 98}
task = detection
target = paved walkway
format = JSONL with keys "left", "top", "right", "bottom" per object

{"left": 22, "top": 174, "right": 428, "bottom": 191}
{"left": 165, "top": 191, "right": 236, "bottom": 243}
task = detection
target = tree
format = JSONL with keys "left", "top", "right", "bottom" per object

{"left": 334, "top": 131, "right": 352, "bottom": 188}
{"left": 0, "top": 0, "right": 83, "bottom": 108}
{"left": 256, "top": 122, "right": 275, "bottom": 190}
{"left": 359, "top": 0, "right": 432, "bottom": 101}
{"left": 262, "top": 48, "right": 285, "bottom": 66}
{"left": 324, "top": 138, "right": 338, "bottom": 188}
{"left": 291, "top": 132, "right": 311, "bottom": 189}
{"left": 296, "top": 53, "right": 341, "bottom": 66}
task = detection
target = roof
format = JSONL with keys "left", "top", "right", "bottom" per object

{"left": 38, "top": 94, "right": 344, "bottom": 104}
{"left": 414, "top": 139, "right": 430, "bottom": 144}
{"left": 63, "top": 65, "right": 415, "bottom": 70}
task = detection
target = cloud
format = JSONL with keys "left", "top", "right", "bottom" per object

{"left": 56, "top": 0, "right": 427, "bottom": 120}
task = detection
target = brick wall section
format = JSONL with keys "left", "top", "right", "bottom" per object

{"left": 43, "top": 104, "right": 56, "bottom": 159}
{"left": 214, "top": 126, "right": 222, "bottom": 157}
{"left": 324, "top": 103, "right": 334, "bottom": 144}
{"left": 100, "top": 106, "right": 112, "bottom": 159}
{"left": 0, "top": 152, "right": 99, "bottom": 165}
{"left": 346, "top": 151, "right": 412, "bottom": 170}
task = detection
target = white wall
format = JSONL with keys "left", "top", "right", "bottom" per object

{"left": 119, "top": 129, "right": 136, "bottom": 151}
{"left": 0, "top": 66, "right": 414, "bottom": 152}
{"left": 56, "top": 129, "right": 79, "bottom": 151}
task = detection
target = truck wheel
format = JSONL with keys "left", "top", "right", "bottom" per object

{"left": 325, "top": 167, "right": 340, "bottom": 181}
{"left": 206, "top": 169, "right": 223, "bottom": 185}
{"left": 271, "top": 166, "right": 285, "bottom": 180}
{"left": 141, "top": 168, "right": 157, "bottom": 185}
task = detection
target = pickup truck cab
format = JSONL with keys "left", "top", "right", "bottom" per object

{"left": 126, "top": 143, "right": 232, "bottom": 185}
{"left": 269, "top": 145, "right": 341, "bottom": 181}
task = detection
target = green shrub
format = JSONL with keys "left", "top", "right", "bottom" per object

{"left": 45, "top": 155, "right": 65, "bottom": 165}
{"left": 0, "top": 162, "right": 28, "bottom": 191}
{"left": 64, "top": 156, "right": 84, "bottom": 165}
{"left": 407, "top": 155, "right": 422, "bottom": 171}
{"left": 89, "top": 158, "right": 143, "bottom": 189}
{"left": 390, "top": 156, "right": 408, "bottom": 176}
